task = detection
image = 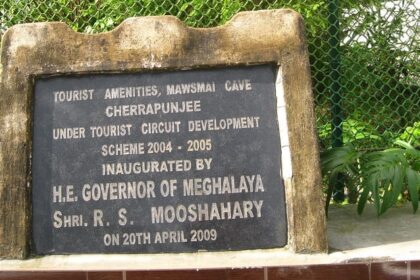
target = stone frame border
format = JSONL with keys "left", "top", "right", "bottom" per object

{"left": 0, "top": 9, "right": 327, "bottom": 259}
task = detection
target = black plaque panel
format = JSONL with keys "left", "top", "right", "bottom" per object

{"left": 32, "top": 65, "right": 287, "bottom": 254}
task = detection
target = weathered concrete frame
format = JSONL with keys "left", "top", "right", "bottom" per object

{"left": 0, "top": 9, "right": 326, "bottom": 259}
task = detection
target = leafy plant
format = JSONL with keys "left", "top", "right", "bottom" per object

{"left": 397, "top": 122, "right": 420, "bottom": 147}
{"left": 322, "top": 140, "right": 420, "bottom": 215}
{"left": 318, "top": 118, "right": 383, "bottom": 149}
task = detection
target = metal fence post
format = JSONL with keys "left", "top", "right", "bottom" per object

{"left": 328, "top": 0, "right": 345, "bottom": 202}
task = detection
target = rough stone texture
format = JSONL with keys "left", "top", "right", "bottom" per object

{"left": 0, "top": 9, "right": 327, "bottom": 259}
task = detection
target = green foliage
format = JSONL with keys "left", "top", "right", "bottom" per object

{"left": 397, "top": 122, "right": 420, "bottom": 147}
{"left": 322, "top": 140, "right": 420, "bottom": 216}
{"left": 0, "top": 0, "right": 334, "bottom": 32}
{"left": 337, "top": 0, "right": 419, "bottom": 150}
{"left": 318, "top": 118, "right": 384, "bottom": 148}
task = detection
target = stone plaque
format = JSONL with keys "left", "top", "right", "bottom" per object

{"left": 1, "top": 10, "right": 327, "bottom": 260}
{"left": 32, "top": 65, "right": 287, "bottom": 254}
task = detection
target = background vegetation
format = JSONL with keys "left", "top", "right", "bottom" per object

{"left": 1, "top": 0, "right": 418, "bottom": 214}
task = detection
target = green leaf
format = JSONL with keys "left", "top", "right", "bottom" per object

{"left": 407, "top": 168, "right": 420, "bottom": 213}
{"left": 357, "top": 186, "right": 370, "bottom": 215}
{"left": 395, "top": 140, "right": 414, "bottom": 150}
{"left": 372, "top": 181, "right": 381, "bottom": 216}
{"left": 381, "top": 180, "right": 399, "bottom": 215}
{"left": 321, "top": 145, "right": 360, "bottom": 176}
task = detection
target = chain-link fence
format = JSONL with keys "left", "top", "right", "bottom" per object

{"left": 1, "top": 0, "right": 419, "bottom": 150}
